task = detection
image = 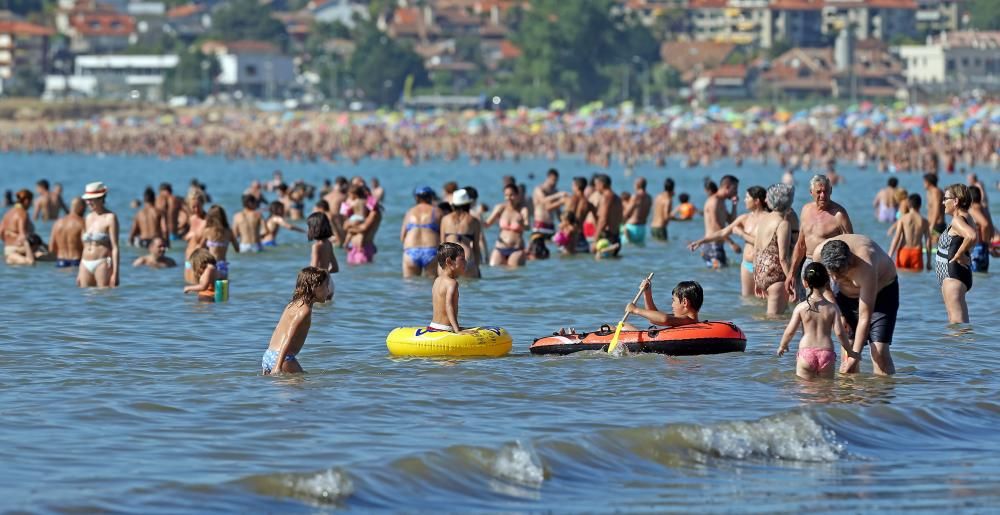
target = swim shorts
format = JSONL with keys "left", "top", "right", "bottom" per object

{"left": 262, "top": 349, "right": 297, "bottom": 374}
{"left": 56, "top": 259, "right": 81, "bottom": 268}
{"left": 701, "top": 242, "right": 727, "bottom": 268}
{"left": 971, "top": 242, "right": 989, "bottom": 273}
{"left": 835, "top": 278, "right": 899, "bottom": 346}
{"left": 895, "top": 246, "right": 924, "bottom": 272}
{"left": 622, "top": 223, "right": 646, "bottom": 245}
{"left": 650, "top": 226, "right": 667, "bottom": 241}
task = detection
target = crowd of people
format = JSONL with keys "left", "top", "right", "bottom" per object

{"left": 2, "top": 154, "right": 997, "bottom": 379}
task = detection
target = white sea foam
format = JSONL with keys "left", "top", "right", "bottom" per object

{"left": 283, "top": 469, "right": 354, "bottom": 503}
{"left": 491, "top": 441, "right": 545, "bottom": 486}
{"left": 676, "top": 412, "right": 845, "bottom": 462}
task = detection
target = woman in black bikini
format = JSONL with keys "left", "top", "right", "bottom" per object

{"left": 936, "top": 184, "right": 978, "bottom": 323}
{"left": 440, "top": 189, "right": 483, "bottom": 278}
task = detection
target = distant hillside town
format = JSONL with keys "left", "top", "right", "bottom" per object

{"left": 0, "top": 0, "right": 997, "bottom": 108}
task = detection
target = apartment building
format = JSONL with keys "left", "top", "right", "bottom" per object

{"left": 897, "top": 31, "right": 1000, "bottom": 91}
{"left": 0, "top": 19, "right": 53, "bottom": 94}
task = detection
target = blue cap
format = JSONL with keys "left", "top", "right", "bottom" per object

{"left": 413, "top": 186, "right": 435, "bottom": 197}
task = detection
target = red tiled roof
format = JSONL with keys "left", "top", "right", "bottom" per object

{"left": 835, "top": 0, "right": 917, "bottom": 8}
{"left": 660, "top": 41, "right": 736, "bottom": 71}
{"left": 688, "top": 0, "right": 727, "bottom": 8}
{"left": 704, "top": 64, "right": 747, "bottom": 79}
{"left": 166, "top": 3, "right": 204, "bottom": 18}
{"left": 770, "top": 0, "right": 823, "bottom": 10}
{"left": 394, "top": 6, "right": 422, "bottom": 26}
{"left": 0, "top": 20, "right": 55, "bottom": 37}
{"left": 223, "top": 40, "right": 280, "bottom": 54}
{"left": 499, "top": 39, "right": 521, "bottom": 59}
{"left": 71, "top": 12, "right": 135, "bottom": 36}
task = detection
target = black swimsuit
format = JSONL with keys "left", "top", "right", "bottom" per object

{"left": 935, "top": 216, "right": 972, "bottom": 291}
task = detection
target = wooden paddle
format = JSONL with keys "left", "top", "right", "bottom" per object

{"left": 607, "top": 273, "right": 654, "bottom": 354}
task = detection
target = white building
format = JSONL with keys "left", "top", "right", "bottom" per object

{"left": 897, "top": 31, "right": 1000, "bottom": 91}
{"left": 202, "top": 40, "right": 295, "bottom": 99}
{"left": 308, "top": 0, "right": 369, "bottom": 28}
{"left": 44, "top": 54, "right": 178, "bottom": 100}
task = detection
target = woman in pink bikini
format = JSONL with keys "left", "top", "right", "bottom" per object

{"left": 485, "top": 184, "right": 529, "bottom": 267}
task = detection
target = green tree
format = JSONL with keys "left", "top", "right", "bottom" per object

{"left": 164, "top": 49, "right": 220, "bottom": 100}
{"left": 211, "top": 0, "right": 290, "bottom": 50}
{"left": 348, "top": 22, "right": 427, "bottom": 106}
{"left": 503, "top": 0, "right": 658, "bottom": 106}
{"left": 968, "top": 0, "right": 1000, "bottom": 30}
{"left": 768, "top": 39, "right": 793, "bottom": 58}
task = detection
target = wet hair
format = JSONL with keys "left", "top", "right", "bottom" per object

{"left": 703, "top": 178, "right": 718, "bottom": 195}
{"left": 27, "top": 233, "right": 43, "bottom": 247}
{"left": 887, "top": 177, "right": 899, "bottom": 188}
{"left": 679, "top": 193, "right": 690, "bottom": 203}
{"left": 37, "top": 179, "right": 49, "bottom": 190}
{"left": 595, "top": 174, "right": 612, "bottom": 188}
{"left": 766, "top": 184, "right": 793, "bottom": 212}
{"left": 720, "top": 175, "right": 739, "bottom": 187}
{"left": 547, "top": 168, "right": 559, "bottom": 179}
{"left": 315, "top": 199, "right": 330, "bottom": 212}
{"left": 143, "top": 187, "right": 156, "bottom": 204}
{"left": 810, "top": 174, "right": 831, "bottom": 191}
{"left": 335, "top": 176, "right": 348, "bottom": 186}
{"left": 242, "top": 194, "right": 259, "bottom": 210}
{"left": 923, "top": 173, "right": 938, "bottom": 186}
{"left": 350, "top": 184, "right": 369, "bottom": 199}
{"left": 945, "top": 183, "right": 972, "bottom": 210}
{"left": 664, "top": 178, "right": 675, "bottom": 193}
{"left": 502, "top": 175, "right": 516, "bottom": 187}
{"left": 819, "top": 239, "right": 850, "bottom": 274}
{"left": 908, "top": 193, "right": 922, "bottom": 210}
{"left": 504, "top": 183, "right": 518, "bottom": 195}
{"left": 437, "top": 241, "right": 464, "bottom": 266}
{"left": 16, "top": 189, "right": 33, "bottom": 206}
{"left": 529, "top": 233, "right": 550, "bottom": 259}
{"left": 204, "top": 205, "right": 231, "bottom": 241}
{"left": 635, "top": 177, "right": 647, "bottom": 190}
{"left": 672, "top": 281, "right": 703, "bottom": 311}
{"left": 573, "top": 176, "right": 588, "bottom": 191}
{"left": 189, "top": 248, "right": 217, "bottom": 280}
{"left": 291, "top": 266, "right": 330, "bottom": 305}
{"left": 747, "top": 186, "right": 767, "bottom": 209}
{"left": 160, "top": 182, "right": 172, "bottom": 193}
{"left": 269, "top": 201, "right": 285, "bottom": 216}
{"left": 803, "top": 262, "right": 830, "bottom": 308}
{"left": 969, "top": 187, "right": 982, "bottom": 204}
{"left": 438, "top": 201, "right": 454, "bottom": 215}
{"left": 306, "top": 212, "right": 333, "bottom": 241}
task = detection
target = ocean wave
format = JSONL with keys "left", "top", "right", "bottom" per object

{"left": 240, "top": 468, "right": 354, "bottom": 505}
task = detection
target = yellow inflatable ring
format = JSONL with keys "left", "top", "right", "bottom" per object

{"left": 386, "top": 326, "right": 513, "bottom": 357}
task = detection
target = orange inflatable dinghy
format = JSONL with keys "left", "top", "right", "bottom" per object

{"left": 529, "top": 322, "right": 746, "bottom": 356}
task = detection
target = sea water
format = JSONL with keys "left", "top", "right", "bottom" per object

{"left": 1, "top": 153, "right": 998, "bottom": 512}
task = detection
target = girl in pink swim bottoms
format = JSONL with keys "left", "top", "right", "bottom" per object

{"left": 777, "top": 262, "right": 855, "bottom": 379}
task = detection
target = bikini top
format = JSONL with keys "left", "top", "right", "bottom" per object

{"left": 405, "top": 210, "right": 439, "bottom": 233}
{"left": 82, "top": 231, "right": 110, "bottom": 243}
{"left": 499, "top": 219, "right": 523, "bottom": 232}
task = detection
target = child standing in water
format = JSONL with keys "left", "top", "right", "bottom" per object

{"left": 777, "top": 262, "right": 855, "bottom": 379}
{"left": 262, "top": 267, "right": 333, "bottom": 375}
{"left": 182, "top": 248, "right": 220, "bottom": 300}
{"left": 307, "top": 212, "right": 339, "bottom": 274}
{"left": 428, "top": 242, "right": 467, "bottom": 332}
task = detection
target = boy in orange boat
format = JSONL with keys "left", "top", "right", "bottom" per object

{"left": 888, "top": 193, "right": 932, "bottom": 272}
{"left": 624, "top": 279, "right": 703, "bottom": 329}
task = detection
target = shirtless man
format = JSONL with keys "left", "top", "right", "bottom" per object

{"left": 785, "top": 174, "right": 854, "bottom": 301}
{"left": 873, "top": 177, "right": 899, "bottom": 223}
{"left": 968, "top": 173, "right": 991, "bottom": 219}
{"left": 923, "top": 173, "right": 945, "bottom": 246}
{"left": 888, "top": 194, "right": 932, "bottom": 272}
{"left": 128, "top": 187, "right": 167, "bottom": 248}
{"left": 622, "top": 177, "right": 652, "bottom": 245}
{"left": 133, "top": 237, "right": 177, "bottom": 268}
{"left": 968, "top": 187, "right": 994, "bottom": 273}
{"left": 650, "top": 178, "right": 674, "bottom": 241}
{"left": 49, "top": 197, "right": 86, "bottom": 268}
{"left": 155, "top": 183, "right": 182, "bottom": 241}
{"left": 33, "top": 179, "right": 67, "bottom": 221}
{"left": 592, "top": 174, "right": 623, "bottom": 256}
{"left": 232, "top": 195, "right": 264, "bottom": 252}
{"left": 322, "top": 176, "right": 348, "bottom": 243}
{"left": 815, "top": 235, "right": 898, "bottom": 376}
{"left": 699, "top": 175, "right": 739, "bottom": 268}
{"left": 531, "top": 168, "right": 565, "bottom": 237}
